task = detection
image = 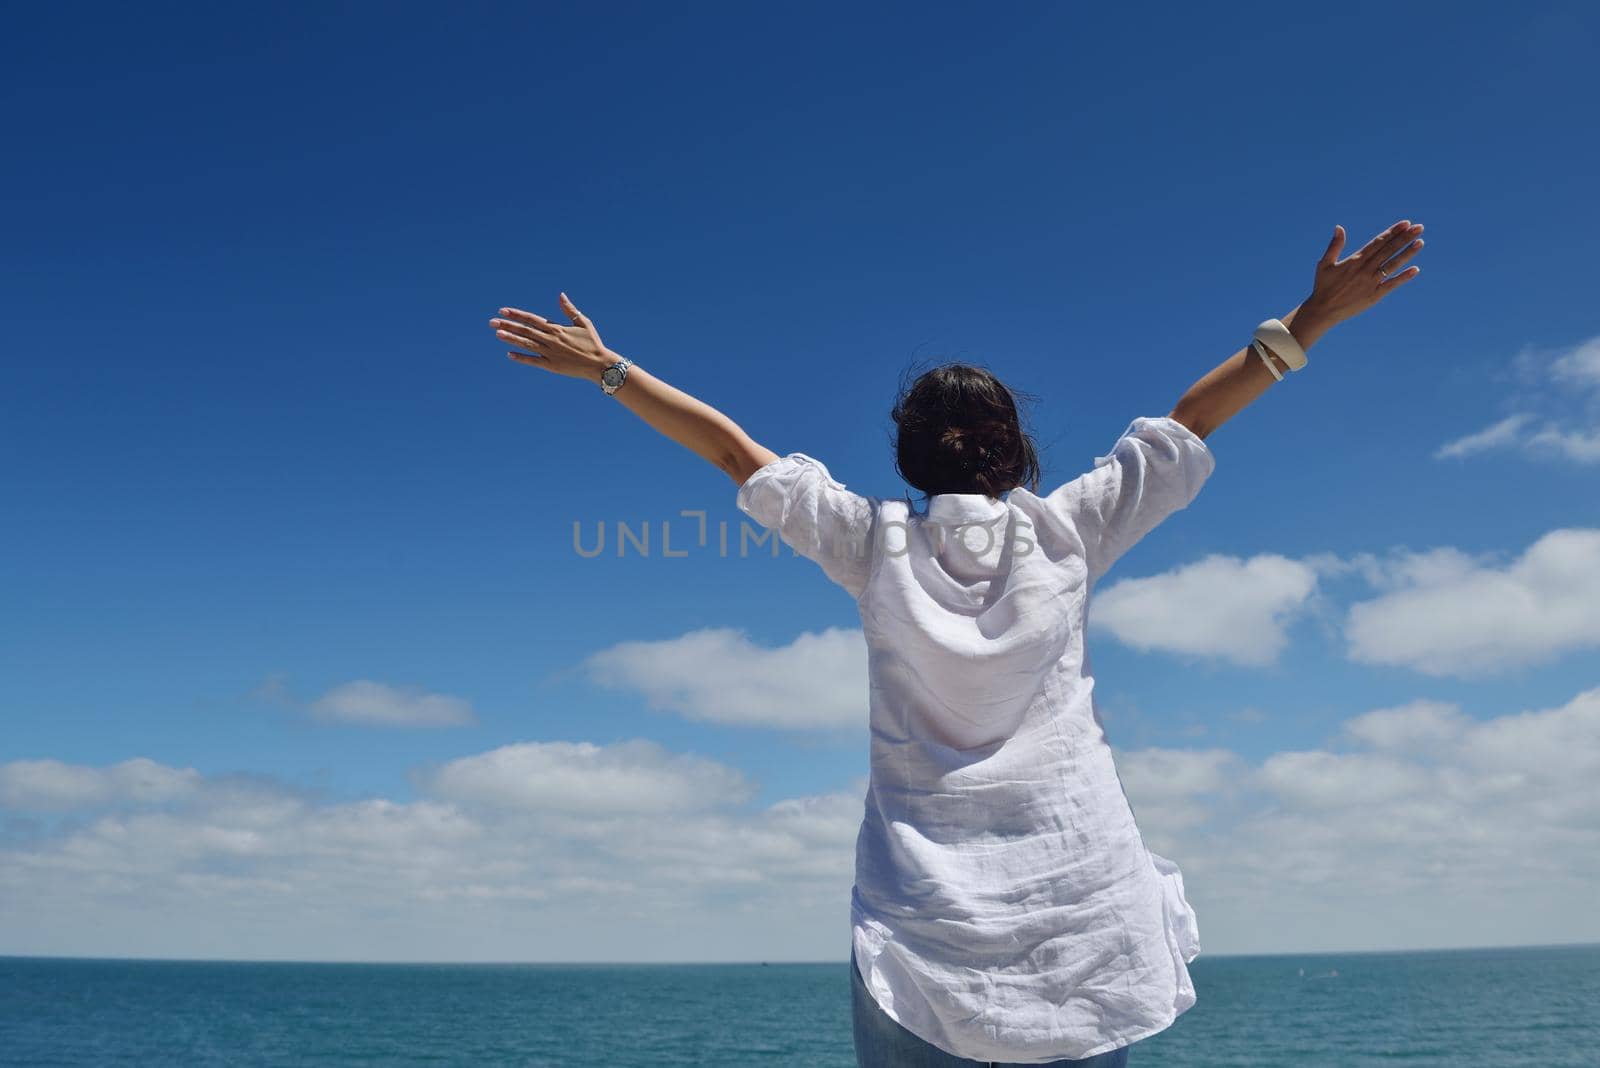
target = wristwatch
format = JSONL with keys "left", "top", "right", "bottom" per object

{"left": 599, "top": 356, "right": 634, "bottom": 396}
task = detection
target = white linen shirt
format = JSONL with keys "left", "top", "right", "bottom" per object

{"left": 735, "top": 415, "right": 1214, "bottom": 1063}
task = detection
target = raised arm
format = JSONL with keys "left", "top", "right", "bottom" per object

{"left": 490, "top": 294, "right": 779, "bottom": 485}
{"left": 1169, "top": 219, "right": 1426, "bottom": 440}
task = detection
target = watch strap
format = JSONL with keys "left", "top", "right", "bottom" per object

{"left": 600, "top": 356, "right": 634, "bottom": 395}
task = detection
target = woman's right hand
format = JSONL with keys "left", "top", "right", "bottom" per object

{"left": 1302, "top": 219, "right": 1425, "bottom": 328}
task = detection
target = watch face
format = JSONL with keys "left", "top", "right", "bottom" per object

{"left": 602, "top": 364, "right": 624, "bottom": 387}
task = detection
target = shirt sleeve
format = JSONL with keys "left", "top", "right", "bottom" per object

{"left": 735, "top": 452, "right": 877, "bottom": 599}
{"left": 1042, "top": 415, "right": 1215, "bottom": 587}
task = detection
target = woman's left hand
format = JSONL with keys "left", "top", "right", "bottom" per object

{"left": 1302, "top": 219, "right": 1425, "bottom": 328}
{"left": 490, "top": 294, "right": 614, "bottom": 382}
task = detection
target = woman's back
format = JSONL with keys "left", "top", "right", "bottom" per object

{"left": 736, "top": 415, "right": 1213, "bottom": 1063}
{"left": 865, "top": 490, "right": 1087, "bottom": 750}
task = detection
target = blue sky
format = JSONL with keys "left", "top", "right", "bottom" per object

{"left": 3, "top": 2, "right": 1598, "bottom": 962}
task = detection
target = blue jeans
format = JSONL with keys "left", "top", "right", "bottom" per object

{"left": 851, "top": 948, "right": 1136, "bottom": 1067}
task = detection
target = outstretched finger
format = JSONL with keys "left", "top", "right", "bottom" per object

{"left": 1377, "top": 266, "right": 1421, "bottom": 292}
{"left": 507, "top": 349, "right": 548, "bottom": 367}
{"left": 559, "top": 292, "right": 588, "bottom": 326}
{"left": 491, "top": 319, "right": 548, "bottom": 345}
{"left": 1319, "top": 224, "right": 1346, "bottom": 267}
{"left": 1374, "top": 224, "right": 1423, "bottom": 268}
{"left": 496, "top": 328, "right": 549, "bottom": 352}
{"left": 1370, "top": 223, "right": 1422, "bottom": 270}
{"left": 499, "top": 307, "right": 560, "bottom": 333}
{"left": 1354, "top": 219, "right": 1412, "bottom": 261}
{"left": 1379, "top": 237, "right": 1426, "bottom": 275}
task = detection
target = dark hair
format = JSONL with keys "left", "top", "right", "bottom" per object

{"left": 890, "top": 361, "right": 1041, "bottom": 499}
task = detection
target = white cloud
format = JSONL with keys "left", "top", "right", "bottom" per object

{"left": 1523, "top": 423, "right": 1600, "bottom": 463}
{"left": 1243, "top": 688, "right": 1600, "bottom": 876}
{"left": 1254, "top": 749, "right": 1423, "bottom": 808}
{"left": 1435, "top": 335, "right": 1600, "bottom": 463}
{"left": 1343, "top": 528, "right": 1600, "bottom": 676}
{"left": 1114, "top": 747, "right": 1243, "bottom": 837}
{"left": 1114, "top": 686, "right": 1600, "bottom": 953}
{"left": 0, "top": 743, "right": 865, "bottom": 963}
{"left": 0, "top": 757, "right": 202, "bottom": 811}
{"left": 309, "top": 680, "right": 476, "bottom": 728}
{"left": 418, "top": 739, "right": 756, "bottom": 814}
{"left": 1433, "top": 413, "right": 1534, "bottom": 459}
{"left": 1548, "top": 335, "right": 1600, "bottom": 388}
{"left": 4, "top": 687, "right": 1600, "bottom": 960}
{"left": 1341, "top": 698, "right": 1470, "bottom": 753}
{"left": 1091, "top": 553, "right": 1319, "bottom": 666}
{"left": 998, "top": 526, "right": 1600, "bottom": 679}
{"left": 581, "top": 626, "right": 867, "bottom": 729}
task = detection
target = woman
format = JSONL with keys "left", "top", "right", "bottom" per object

{"left": 489, "top": 219, "right": 1425, "bottom": 1067}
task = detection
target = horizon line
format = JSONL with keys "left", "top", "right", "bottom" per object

{"left": 4, "top": 940, "right": 1597, "bottom": 968}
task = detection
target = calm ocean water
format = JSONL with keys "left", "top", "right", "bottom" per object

{"left": 2, "top": 943, "right": 1596, "bottom": 1066}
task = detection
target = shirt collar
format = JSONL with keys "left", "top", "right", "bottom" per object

{"left": 925, "top": 493, "right": 1008, "bottom": 522}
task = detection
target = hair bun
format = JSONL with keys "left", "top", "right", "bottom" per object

{"left": 939, "top": 423, "right": 1007, "bottom": 470}
{"left": 889, "top": 362, "right": 1042, "bottom": 497}
{"left": 938, "top": 426, "right": 974, "bottom": 469}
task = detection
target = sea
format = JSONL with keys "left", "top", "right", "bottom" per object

{"left": 2, "top": 943, "right": 1596, "bottom": 1066}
